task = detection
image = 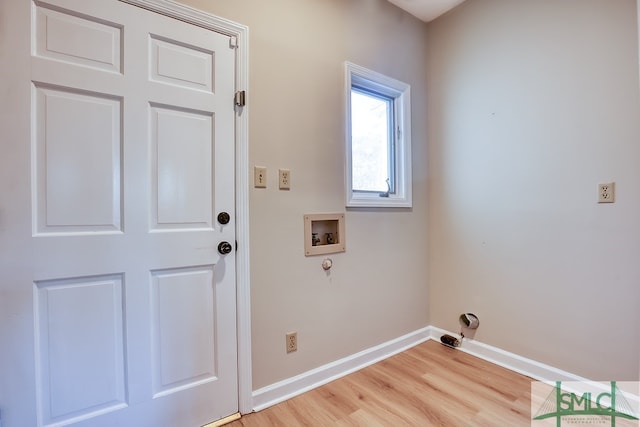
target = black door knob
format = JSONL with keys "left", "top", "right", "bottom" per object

{"left": 218, "top": 241, "right": 233, "bottom": 255}
{"left": 217, "top": 212, "right": 231, "bottom": 225}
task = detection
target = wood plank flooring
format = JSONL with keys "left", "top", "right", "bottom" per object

{"left": 229, "top": 340, "right": 533, "bottom": 426}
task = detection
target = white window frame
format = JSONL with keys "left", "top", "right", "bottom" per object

{"left": 345, "top": 62, "right": 412, "bottom": 208}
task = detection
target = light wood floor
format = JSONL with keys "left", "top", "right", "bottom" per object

{"left": 228, "top": 340, "right": 533, "bottom": 426}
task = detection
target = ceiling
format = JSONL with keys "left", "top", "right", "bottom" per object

{"left": 386, "top": 0, "right": 466, "bottom": 22}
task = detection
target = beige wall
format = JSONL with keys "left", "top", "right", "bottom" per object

{"left": 172, "top": 0, "right": 640, "bottom": 388}
{"left": 427, "top": 0, "right": 640, "bottom": 380}
{"left": 177, "top": 0, "right": 431, "bottom": 389}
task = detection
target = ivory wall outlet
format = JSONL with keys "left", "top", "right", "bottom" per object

{"left": 286, "top": 332, "right": 297, "bottom": 353}
{"left": 279, "top": 169, "right": 290, "bottom": 190}
{"left": 598, "top": 182, "right": 615, "bottom": 203}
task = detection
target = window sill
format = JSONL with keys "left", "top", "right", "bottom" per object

{"left": 347, "top": 192, "right": 412, "bottom": 208}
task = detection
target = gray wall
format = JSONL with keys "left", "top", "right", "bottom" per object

{"left": 427, "top": 0, "right": 640, "bottom": 380}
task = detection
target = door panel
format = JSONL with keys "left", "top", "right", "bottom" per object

{"left": 151, "top": 266, "right": 217, "bottom": 397}
{"left": 34, "top": 275, "right": 127, "bottom": 424}
{"left": 34, "top": 5, "right": 123, "bottom": 73}
{"left": 0, "top": 0, "right": 238, "bottom": 426}
{"left": 33, "top": 85, "right": 123, "bottom": 233}
{"left": 150, "top": 35, "right": 213, "bottom": 91}
{"left": 151, "top": 105, "right": 214, "bottom": 228}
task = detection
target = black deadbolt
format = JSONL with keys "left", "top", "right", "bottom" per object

{"left": 217, "top": 212, "right": 231, "bottom": 225}
{"left": 218, "top": 241, "right": 233, "bottom": 255}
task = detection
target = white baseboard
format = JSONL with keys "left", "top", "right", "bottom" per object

{"left": 251, "top": 325, "right": 610, "bottom": 413}
{"left": 251, "top": 326, "right": 431, "bottom": 411}
{"left": 429, "top": 327, "right": 639, "bottom": 406}
{"left": 427, "top": 326, "right": 587, "bottom": 382}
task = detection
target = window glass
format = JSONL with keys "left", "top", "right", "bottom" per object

{"left": 350, "top": 88, "right": 394, "bottom": 194}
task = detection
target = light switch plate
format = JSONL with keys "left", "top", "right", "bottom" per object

{"left": 254, "top": 166, "right": 267, "bottom": 188}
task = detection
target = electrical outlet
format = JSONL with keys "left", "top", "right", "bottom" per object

{"left": 279, "top": 169, "right": 290, "bottom": 190}
{"left": 254, "top": 166, "right": 267, "bottom": 188}
{"left": 286, "top": 332, "right": 297, "bottom": 353}
{"left": 598, "top": 182, "right": 615, "bottom": 203}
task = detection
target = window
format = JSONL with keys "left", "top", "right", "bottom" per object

{"left": 345, "top": 62, "right": 412, "bottom": 208}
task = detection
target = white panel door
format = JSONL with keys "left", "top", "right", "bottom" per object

{"left": 0, "top": 0, "right": 238, "bottom": 426}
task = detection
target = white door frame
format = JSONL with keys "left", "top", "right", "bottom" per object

{"left": 120, "top": 0, "right": 252, "bottom": 414}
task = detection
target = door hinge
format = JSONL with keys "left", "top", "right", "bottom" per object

{"left": 234, "top": 91, "right": 246, "bottom": 107}
{"left": 229, "top": 36, "right": 238, "bottom": 49}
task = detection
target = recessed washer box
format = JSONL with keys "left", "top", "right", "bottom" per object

{"left": 304, "top": 213, "right": 345, "bottom": 256}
